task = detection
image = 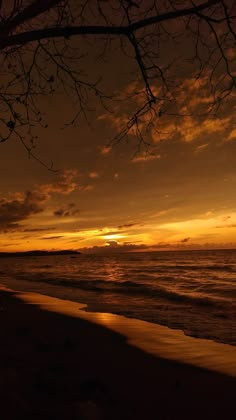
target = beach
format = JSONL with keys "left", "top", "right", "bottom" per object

{"left": 1, "top": 250, "right": 235, "bottom": 347}
{"left": 0, "top": 288, "right": 235, "bottom": 420}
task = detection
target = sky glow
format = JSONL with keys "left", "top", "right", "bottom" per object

{"left": 1, "top": 1, "right": 236, "bottom": 253}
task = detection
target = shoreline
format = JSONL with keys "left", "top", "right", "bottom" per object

{"left": 0, "top": 286, "right": 236, "bottom": 419}
{"left": 1, "top": 274, "right": 235, "bottom": 348}
{"left": 17, "top": 289, "right": 236, "bottom": 378}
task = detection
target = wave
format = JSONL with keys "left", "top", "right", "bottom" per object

{"left": 39, "top": 265, "right": 52, "bottom": 269}
{"left": 149, "top": 264, "right": 236, "bottom": 272}
{"left": 15, "top": 272, "right": 234, "bottom": 309}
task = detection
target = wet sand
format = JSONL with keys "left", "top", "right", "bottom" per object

{"left": 0, "top": 288, "right": 235, "bottom": 419}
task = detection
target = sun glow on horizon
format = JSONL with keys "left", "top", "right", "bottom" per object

{"left": 1, "top": 209, "right": 236, "bottom": 253}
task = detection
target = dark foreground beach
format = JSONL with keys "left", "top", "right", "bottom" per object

{"left": 0, "top": 289, "right": 235, "bottom": 420}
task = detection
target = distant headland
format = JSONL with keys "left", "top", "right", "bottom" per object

{"left": 0, "top": 250, "right": 81, "bottom": 258}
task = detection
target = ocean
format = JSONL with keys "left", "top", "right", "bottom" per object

{"left": 0, "top": 249, "right": 235, "bottom": 346}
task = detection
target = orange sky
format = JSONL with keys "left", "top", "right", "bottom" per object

{"left": 1, "top": 83, "right": 236, "bottom": 253}
{"left": 1, "top": 3, "right": 236, "bottom": 253}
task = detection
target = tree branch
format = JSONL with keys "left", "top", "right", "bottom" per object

{"left": 0, "top": 0, "right": 221, "bottom": 49}
{"left": 0, "top": 0, "right": 62, "bottom": 36}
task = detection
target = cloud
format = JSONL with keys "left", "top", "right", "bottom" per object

{"left": 53, "top": 203, "right": 80, "bottom": 217}
{"left": 0, "top": 169, "right": 80, "bottom": 231}
{"left": 40, "top": 235, "right": 64, "bottom": 240}
{"left": 40, "top": 169, "right": 79, "bottom": 196}
{"left": 216, "top": 224, "right": 236, "bottom": 229}
{"left": 222, "top": 215, "right": 231, "bottom": 221}
{"left": 23, "top": 227, "right": 56, "bottom": 232}
{"left": 80, "top": 242, "right": 148, "bottom": 254}
{"left": 151, "top": 116, "right": 231, "bottom": 144}
{"left": 0, "top": 190, "right": 45, "bottom": 231}
{"left": 1, "top": 223, "right": 22, "bottom": 232}
{"left": 180, "top": 237, "right": 190, "bottom": 243}
{"left": 98, "top": 76, "right": 235, "bottom": 145}
{"left": 41, "top": 169, "right": 93, "bottom": 194}
{"left": 176, "top": 117, "right": 231, "bottom": 143}
{"left": 150, "top": 242, "right": 172, "bottom": 249}
{"left": 117, "top": 223, "right": 138, "bottom": 229}
{"left": 99, "top": 145, "right": 112, "bottom": 155}
{"left": 89, "top": 172, "right": 99, "bottom": 179}
{"left": 106, "top": 240, "right": 119, "bottom": 247}
{"left": 80, "top": 239, "right": 186, "bottom": 253}
{"left": 227, "top": 128, "right": 236, "bottom": 141}
{"left": 78, "top": 185, "right": 94, "bottom": 192}
{"left": 95, "top": 230, "right": 120, "bottom": 237}
{"left": 194, "top": 143, "right": 209, "bottom": 154}
{"left": 132, "top": 152, "right": 161, "bottom": 163}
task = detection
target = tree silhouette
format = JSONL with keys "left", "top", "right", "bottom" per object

{"left": 0, "top": 0, "right": 235, "bottom": 164}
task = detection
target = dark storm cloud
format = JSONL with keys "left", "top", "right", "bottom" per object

{"left": 53, "top": 203, "right": 80, "bottom": 217}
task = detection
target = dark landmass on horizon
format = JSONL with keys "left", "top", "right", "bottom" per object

{"left": 0, "top": 250, "right": 81, "bottom": 258}
{"left": 0, "top": 248, "right": 235, "bottom": 258}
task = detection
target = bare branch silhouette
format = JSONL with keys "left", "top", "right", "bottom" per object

{"left": 0, "top": 0, "right": 235, "bottom": 164}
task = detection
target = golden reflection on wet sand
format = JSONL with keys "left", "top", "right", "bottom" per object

{"left": 16, "top": 291, "right": 236, "bottom": 378}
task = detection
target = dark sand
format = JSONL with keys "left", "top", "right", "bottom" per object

{"left": 0, "top": 289, "right": 235, "bottom": 420}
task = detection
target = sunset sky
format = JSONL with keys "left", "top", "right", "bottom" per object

{"left": 1, "top": 80, "right": 236, "bottom": 252}
{"left": 1, "top": 1, "right": 236, "bottom": 253}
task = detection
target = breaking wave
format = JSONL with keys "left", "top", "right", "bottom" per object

{"left": 15, "top": 272, "right": 234, "bottom": 309}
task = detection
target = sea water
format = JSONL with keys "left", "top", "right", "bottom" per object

{"left": 0, "top": 249, "right": 235, "bottom": 345}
